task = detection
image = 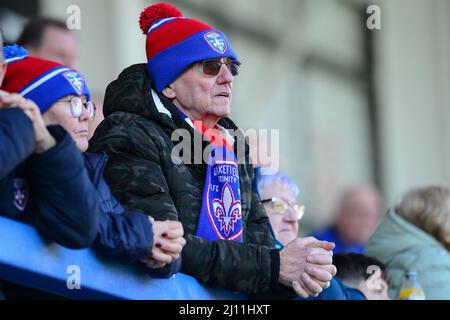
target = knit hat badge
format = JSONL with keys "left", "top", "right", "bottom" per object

{"left": 204, "top": 32, "right": 228, "bottom": 54}
{"left": 63, "top": 71, "right": 85, "bottom": 95}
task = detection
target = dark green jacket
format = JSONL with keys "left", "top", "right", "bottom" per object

{"left": 89, "top": 64, "right": 283, "bottom": 295}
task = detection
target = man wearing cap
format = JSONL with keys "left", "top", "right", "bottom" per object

{"left": 90, "top": 3, "right": 336, "bottom": 297}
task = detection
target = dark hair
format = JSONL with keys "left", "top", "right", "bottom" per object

{"left": 17, "top": 17, "right": 69, "bottom": 48}
{"left": 334, "top": 253, "right": 390, "bottom": 284}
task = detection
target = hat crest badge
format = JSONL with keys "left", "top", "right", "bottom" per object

{"left": 63, "top": 71, "right": 85, "bottom": 95}
{"left": 204, "top": 32, "right": 228, "bottom": 54}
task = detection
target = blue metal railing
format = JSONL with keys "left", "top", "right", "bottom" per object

{"left": 0, "top": 216, "right": 245, "bottom": 300}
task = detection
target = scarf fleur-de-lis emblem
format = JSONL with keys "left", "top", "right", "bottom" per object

{"left": 212, "top": 183, "right": 241, "bottom": 237}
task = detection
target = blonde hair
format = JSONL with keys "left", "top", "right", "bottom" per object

{"left": 396, "top": 186, "right": 450, "bottom": 250}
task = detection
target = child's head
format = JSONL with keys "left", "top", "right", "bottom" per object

{"left": 333, "top": 253, "right": 390, "bottom": 300}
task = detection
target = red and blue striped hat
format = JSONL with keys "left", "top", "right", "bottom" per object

{"left": 1, "top": 45, "right": 90, "bottom": 114}
{"left": 140, "top": 3, "right": 238, "bottom": 92}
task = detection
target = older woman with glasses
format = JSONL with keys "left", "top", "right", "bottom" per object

{"left": 0, "top": 45, "right": 100, "bottom": 249}
{"left": 258, "top": 172, "right": 304, "bottom": 246}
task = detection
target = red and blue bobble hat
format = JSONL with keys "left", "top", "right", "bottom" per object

{"left": 1, "top": 45, "right": 90, "bottom": 114}
{"left": 140, "top": 2, "right": 239, "bottom": 93}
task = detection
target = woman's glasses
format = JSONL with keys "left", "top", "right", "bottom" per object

{"left": 261, "top": 197, "right": 305, "bottom": 220}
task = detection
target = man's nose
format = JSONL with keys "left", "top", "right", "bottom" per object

{"left": 216, "top": 63, "right": 233, "bottom": 84}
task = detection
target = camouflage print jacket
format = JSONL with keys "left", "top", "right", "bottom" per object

{"left": 89, "top": 64, "right": 289, "bottom": 296}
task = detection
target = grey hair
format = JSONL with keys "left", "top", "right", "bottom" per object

{"left": 257, "top": 171, "right": 300, "bottom": 198}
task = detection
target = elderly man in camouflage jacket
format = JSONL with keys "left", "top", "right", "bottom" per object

{"left": 90, "top": 3, "right": 336, "bottom": 297}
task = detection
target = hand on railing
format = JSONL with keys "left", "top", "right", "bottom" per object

{"left": 141, "top": 217, "right": 186, "bottom": 269}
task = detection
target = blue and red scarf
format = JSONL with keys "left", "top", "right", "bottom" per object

{"left": 179, "top": 112, "right": 243, "bottom": 242}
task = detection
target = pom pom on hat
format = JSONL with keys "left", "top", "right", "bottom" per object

{"left": 139, "top": 2, "right": 183, "bottom": 34}
{"left": 3, "top": 45, "right": 28, "bottom": 60}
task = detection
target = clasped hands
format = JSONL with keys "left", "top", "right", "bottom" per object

{"left": 279, "top": 237, "right": 337, "bottom": 298}
{"left": 140, "top": 217, "right": 186, "bottom": 269}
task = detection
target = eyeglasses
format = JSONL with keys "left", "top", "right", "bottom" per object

{"left": 58, "top": 96, "right": 96, "bottom": 120}
{"left": 261, "top": 197, "right": 305, "bottom": 221}
{"left": 199, "top": 58, "right": 242, "bottom": 76}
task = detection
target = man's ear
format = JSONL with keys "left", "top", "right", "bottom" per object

{"left": 162, "top": 86, "right": 176, "bottom": 99}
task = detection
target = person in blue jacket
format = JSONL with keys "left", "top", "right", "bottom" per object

{"left": 0, "top": 44, "right": 99, "bottom": 249}
{"left": 2, "top": 45, "right": 185, "bottom": 276}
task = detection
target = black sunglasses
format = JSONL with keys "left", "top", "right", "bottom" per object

{"left": 200, "top": 58, "right": 241, "bottom": 76}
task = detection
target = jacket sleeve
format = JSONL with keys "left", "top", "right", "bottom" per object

{"left": 26, "top": 126, "right": 100, "bottom": 248}
{"left": 85, "top": 152, "right": 180, "bottom": 275}
{"left": 242, "top": 164, "right": 298, "bottom": 299}
{"left": 94, "top": 208, "right": 154, "bottom": 264}
{"left": 94, "top": 207, "right": 181, "bottom": 277}
{"left": 90, "top": 122, "right": 280, "bottom": 295}
{"left": 0, "top": 109, "right": 35, "bottom": 179}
